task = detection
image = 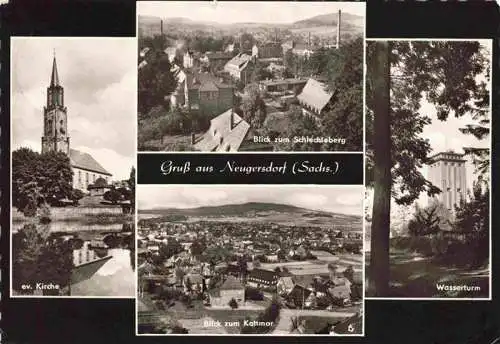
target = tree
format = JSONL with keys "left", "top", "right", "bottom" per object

{"left": 127, "top": 166, "right": 136, "bottom": 212}
{"left": 270, "top": 105, "right": 321, "bottom": 151}
{"left": 70, "top": 189, "right": 85, "bottom": 205}
{"left": 12, "top": 148, "right": 73, "bottom": 216}
{"left": 191, "top": 240, "right": 206, "bottom": 257}
{"left": 241, "top": 83, "right": 267, "bottom": 129}
{"left": 138, "top": 50, "right": 177, "bottom": 116}
{"left": 103, "top": 188, "right": 122, "bottom": 204}
{"left": 366, "top": 41, "right": 489, "bottom": 295}
{"left": 229, "top": 298, "right": 238, "bottom": 309}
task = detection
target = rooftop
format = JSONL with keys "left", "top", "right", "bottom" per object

{"left": 193, "top": 109, "right": 250, "bottom": 152}
{"left": 297, "top": 78, "right": 334, "bottom": 114}
{"left": 70, "top": 149, "right": 112, "bottom": 176}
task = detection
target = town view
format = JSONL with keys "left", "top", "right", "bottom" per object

{"left": 137, "top": 186, "right": 364, "bottom": 335}
{"left": 137, "top": 1, "right": 364, "bottom": 152}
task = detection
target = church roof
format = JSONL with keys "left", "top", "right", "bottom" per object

{"left": 70, "top": 149, "right": 112, "bottom": 176}
{"left": 220, "top": 276, "right": 244, "bottom": 291}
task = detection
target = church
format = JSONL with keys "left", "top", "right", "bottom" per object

{"left": 41, "top": 55, "right": 112, "bottom": 192}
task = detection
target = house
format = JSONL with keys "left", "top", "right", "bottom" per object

{"left": 292, "top": 42, "right": 314, "bottom": 58}
{"left": 183, "top": 51, "right": 194, "bottom": 69}
{"left": 183, "top": 72, "right": 234, "bottom": 115}
{"left": 224, "top": 53, "right": 255, "bottom": 85}
{"left": 184, "top": 273, "right": 204, "bottom": 293}
{"left": 265, "top": 254, "right": 279, "bottom": 262}
{"left": 207, "top": 51, "right": 234, "bottom": 72}
{"left": 164, "top": 47, "right": 177, "bottom": 63}
{"left": 247, "top": 268, "right": 278, "bottom": 288}
{"left": 297, "top": 78, "right": 334, "bottom": 116}
{"left": 281, "top": 41, "right": 294, "bottom": 55}
{"left": 138, "top": 60, "right": 148, "bottom": 70}
{"left": 209, "top": 276, "right": 245, "bottom": 307}
{"left": 87, "top": 177, "right": 112, "bottom": 196}
{"left": 256, "top": 42, "right": 282, "bottom": 59}
{"left": 259, "top": 78, "right": 307, "bottom": 95}
{"left": 224, "top": 43, "right": 235, "bottom": 53}
{"left": 139, "top": 47, "right": 150, "bottom": 58}
{"left": 277, "top": 276, "right": 295, "bottom": 296}
{"left": 192, "top": 109, "right": 250, "bottom": 152}
{"left": 287, "top": 284, "right": 314, "bottom": 308}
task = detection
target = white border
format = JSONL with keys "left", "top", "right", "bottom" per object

{"left": 135, "top": 184, "right": 366, "bottom": 337}
{"left": 363, "top": 38, "right": 493, "bottom": 302}
{"left": 9, "top": 36, "right": 137, "bottom": 299}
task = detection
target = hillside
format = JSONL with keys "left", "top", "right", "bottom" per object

{"left": 138, "top": 11, "right": 364, "bottom": 35}
{"left": 139, "top": 202, "right": 361, "bottom": 222}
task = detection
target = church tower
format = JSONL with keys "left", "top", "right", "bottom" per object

{"left": 427, "top": 151, "right": 467, "bottom": 211}
{"left": 41, "top": 53, "right": 70, "bottom": 155}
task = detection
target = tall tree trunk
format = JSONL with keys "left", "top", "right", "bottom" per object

{"left": 369, "top": 41, "right": 392, "bottom": 296}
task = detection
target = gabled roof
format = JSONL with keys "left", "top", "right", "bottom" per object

{"left": 297, "top": 78, "right": 334, "bottom": 114}
{"left": 70, "top": 149, "right": 112, "bottom": 176}
{"left": 248, "top": 268, "right": 278, "bottom": 283}
{"left": 199, "top": 80, "right": 219, "bottom": 92}
{"left": 220, "top": 276, "right": 244, "bottom": 290}
{"left": 225, "top": 53, "right": 252, "bottom": 70}
{"left": 279, "top": 276, "right": 295, "bottom": 289}
{"left": 287, "top": 285, "right": 312, "bottom": 306}
{"left": 193, "top": 109, "right": 250, "bottom": 152}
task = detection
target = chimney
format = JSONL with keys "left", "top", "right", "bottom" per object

{"left": 230, "top": 109, "right": 235, "bottom": 130}
{"left": 191, "top": 132, "right": 196, "bottom": 145}
{"left": 160, "top": 20, "right": 163, "bottom": 35}
{"left": 336, "top": 10, "right": 341, "bottom": 49}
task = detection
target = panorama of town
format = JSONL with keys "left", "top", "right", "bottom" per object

{"left": 137, "top": 2, "right": 364, "bottom": 152}
{"left": 137, "top": 195, "right": 364, "bottom": 335}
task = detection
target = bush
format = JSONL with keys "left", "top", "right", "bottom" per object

{"left": 245, "top": 287, "right": 264, "bottom": 301}
{"left": 229, "top": 298, "right": 238, "bottom": 309}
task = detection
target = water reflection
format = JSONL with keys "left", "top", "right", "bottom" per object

{"left": 12, "top": 222, "right": 135, "bottom": 297}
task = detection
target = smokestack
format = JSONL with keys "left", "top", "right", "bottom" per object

{"left": 161, "top": 20, "right": 163, "bottom": 35}
{"left": 191, "top": 132, "right": 196, "bottom": 145}
{"left": 336, "top": 10, "right": 341, "bottom": 49}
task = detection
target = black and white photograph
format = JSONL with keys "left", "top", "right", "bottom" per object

{"left": 137, "top": 186, "right": 364, "bottom": 335}
{"left": 365, "top": 39, "right": 492, "bottom": 299}
{"left": 137, "top": 1, "right": 364, "bottom": 152}
{"left": 10, "top": 37, "right": 137, "bottom": 297}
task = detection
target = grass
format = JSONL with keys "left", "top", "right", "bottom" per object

{"left": 365, "top": 250, "right": 490, "bottom": 298}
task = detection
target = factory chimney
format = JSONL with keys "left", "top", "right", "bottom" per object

{"left": 336, "top": 10, "right": 341, "bottom": 49}
{"left": 160, "top": 19, "right": 163, "bottom": 35}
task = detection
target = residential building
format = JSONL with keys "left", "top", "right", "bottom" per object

{"left": 192, "top": 109, "right": 250, "bottom": 152}
{"left": 297, "top": 78, "right": 334, "bottom": 116}
{"left": 209, "top": 276, "right": 245, "bottom": 307}
{"left": 247, "top": 268, "right": 278, "bottom": 288}
{"left": 224, "top": 53, "right": 255, "bottom": 85}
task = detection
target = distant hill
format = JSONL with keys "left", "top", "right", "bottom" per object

{"left": 138, "top": 11, "right": 363, "bottom": 33}
{"left": 139, "top": 201, "right": 360, "bottom": 221}
{"left": 292, "top": 12, "right": 363, "bottom": 28}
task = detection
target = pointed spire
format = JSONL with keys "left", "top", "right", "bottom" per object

{"left": 50, "top": 50, "right": 60, "bottom": 87}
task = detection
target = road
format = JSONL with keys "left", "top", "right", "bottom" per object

{"left": 273, "top": 309, "right": 356, "bottom": 334}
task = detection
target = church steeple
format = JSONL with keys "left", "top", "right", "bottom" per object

{"left": 42, "top": 52, "right": 70, "bottom": 155}
{"left": 47, "top": 51, "right": 64, "bottom": 108}
{"left": 50, "top": 52, "right": 60, "bottom": 87}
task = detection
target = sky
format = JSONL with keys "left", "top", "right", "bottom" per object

{"left": 138, "top": 1, "right": 365, "bottom": 24}
{"left": 138, "top": 186, "right": 364, "bottom": 216}
{"left": 11, "top": 37, "right": 136, "bottom": 180}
